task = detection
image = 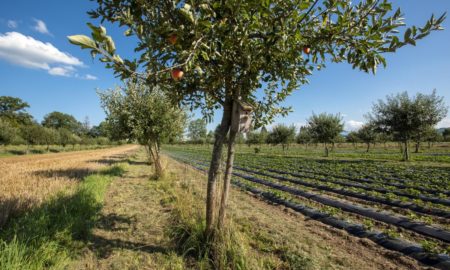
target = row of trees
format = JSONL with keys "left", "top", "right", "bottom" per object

{"left": 245, "top": 90, "right": 448, "bottom": 160}
{"left": 0, "top": 96, "right": 113, "bottom": 150}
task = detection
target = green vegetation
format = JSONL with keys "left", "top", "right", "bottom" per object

{"left": 99, "top": 82, "right": 187, "bottom": 177}
{"left": 164, "top": 144, "right": 450, "bottom": 254}
{"left": 0, "top": 164, "right": 126, "bottom": 270}
{"left": 0, "top": 95, "right": 120, "bottom": 157}
{"left": 368, "top": 90, "right": 448, "bottom": 161}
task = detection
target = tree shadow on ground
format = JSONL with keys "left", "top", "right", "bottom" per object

{"left": 33, "top": 168, "right": 96, "bottom": 181}
{"left": 89, "top": 234, "right": 168, "bottom": 259}
{"left": 96, "top": 213, "right": 137, "bottom": 232}
{"left": 89, "top": 158, "right": 121, "bottom": 165}
{"left": 7, "top": 150, "right": 26, "bottom": 155}
{"left": 126, "top": 159, "right": 149, "bottom": 166}
{"left": 0, "top": 186, "right": 103, "bottom": 258}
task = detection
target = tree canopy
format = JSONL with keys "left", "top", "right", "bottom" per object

{"left": 307, "top": 112, "right": 343, "bottom": 156}
{"left": 42, "top": 111, "right": 82, "bottom": 133}
{"left": 266, "top": 124, "right": 296, "bottom": 151}
{"left": 0, "top": 96, "right": 33, "bottom": 126}
{"left": 188, "top": 118, "right": 208, "bottom": 143}
{"left": 369, "top": 90, "right": 447, "bottom": 160}
{"left": 99, "top": 82, "right": 187, "bottom": 176}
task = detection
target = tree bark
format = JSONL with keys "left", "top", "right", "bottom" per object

{"left": 324, "top": 144, "right": 329, "bottom": 157}
{"left": 148, "top": 141, "right": 163, "bottom": 178}
{"left": 366, "top": 143, "right": 370, "bottom": 153}
{"left": 403, "top": 140, "right": 410, "bottom": 161}
{"left": 217, "top": 124, "right": 237, "bottom": 230}
{"left": 414, "top": 141, "right": 420, "bottom": 153}
{"left": 205, "top": 99, "right": 233, "bottom": 236}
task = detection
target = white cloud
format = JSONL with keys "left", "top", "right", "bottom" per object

{"left": 7, "top": 20, "right": 18, "bottom": 29}
{"left": 0, "top": 32, "right": 83, "bottom": 77}
{"left": 48, "top": 66, "right": 75, "bottom": 77}
{"left": 437, "top": 118, "right": 450, "bottom": 128}
{"left": 84, "top": 74, "right": 98, "bottom": 80}
{"left": 32, "top": 19, "right": 51, "bottom": 35}
{"left": 344, "top": 120, "right": 364, "bottom": 131}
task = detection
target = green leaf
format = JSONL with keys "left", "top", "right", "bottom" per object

{"left": 106, "top": 36, "right": 116, "bottom": 54}
{"left": 67, "top": 35, "right": 97, "bottom": 49}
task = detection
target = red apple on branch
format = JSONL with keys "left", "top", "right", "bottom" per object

{"left": 303, "top": 46, "right": 311, "bottom": 54}
{"left": 171, "top": 69, "right": 184, "bottom": 81}
{"left": 168, "top": 34, "right": 177, "bottom": 45}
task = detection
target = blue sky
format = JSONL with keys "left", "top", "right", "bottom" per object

{"left": 0, "top": 1, "right": 449, "bottom": 131}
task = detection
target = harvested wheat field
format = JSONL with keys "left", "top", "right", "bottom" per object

{"left": 0, "top": 145, "right": 139, "bottom": 226}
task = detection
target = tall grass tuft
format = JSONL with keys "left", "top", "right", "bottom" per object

{"left": 0, "top": 164, "right": 126, "bottom": 270}
{"left": 165, "top": 180, "right": 251, "bottom": 270}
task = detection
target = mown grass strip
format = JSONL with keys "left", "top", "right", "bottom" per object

{"left": 0, "top": 164, "right": 126, "bottom": 270}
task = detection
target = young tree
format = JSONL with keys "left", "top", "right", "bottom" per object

{"left": 346, "top": 131, "right": 360, "bottom": 149}
{"left": 246, "top": 130, "right": 263, "bottom": 147}
{"left": 423, "top": 127, "right": 441, "bottom": 149}
{"left": 99, "top": 82, "right": 187, "bottom": 177}
{"left": 188, "top": 118, "right": 208, "bottom": 144}
{"left": 41, "top": 127, "right": 60, "bottom": 151}
{"left": 206, "top": 130, "right": 215, "bottom": 144}
{"left": 266, "top": 124, "right": 296, "bottom": 151}
{"left": 356, "top": 124, "right": 377, "bottom": 152}
{"left": 369, "top": 90, "right": 447, "bottom": 160}
{"left": 58, "top": 128, "right": 74, "bottom": 148}
{"left": 443, "top": 128, "right": 450, "bottom": 142}
{"left": 307, "top": 113, "right": 344, "bottom": 157}
{"left": 69, "top": 0, "right": 445, "bottom": 246}
{"left": 296, "top": 126, "right": 312, "bottom": 148}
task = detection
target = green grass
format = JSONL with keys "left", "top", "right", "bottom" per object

{"left": 0, "top": 164, "right": 126, "bottom": 270}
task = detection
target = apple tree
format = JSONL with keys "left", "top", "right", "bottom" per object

{"left": 98, "top": 82, "right": 187, "bottom": 177}
{"left": 69, "top": 0, "right": 445, "bottom": 238}
{"left": 306, "top": 112, "right": 344, "bottom": 156}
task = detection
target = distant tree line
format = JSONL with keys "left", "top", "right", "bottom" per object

{"left": 0, "top": 96, "right": 119, "bottom": 152}
{"left": 182, "top": 91, "right": 448, "bottom": 161}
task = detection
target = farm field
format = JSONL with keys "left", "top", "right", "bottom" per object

{"left": 0, "top": 147, "right": 430, "bottom": 269}
{"left": 164, "top": 144, "right": 450, "bottom": 265}
{"left": 231, "top": 143, "right": 450, "bottom": 163}
{"left": 0, "top": 144, "right": 138, "bottom": 227}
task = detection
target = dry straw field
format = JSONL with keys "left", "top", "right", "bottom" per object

{"left": 0, "top": 145, "right": 139, "bottom": 226}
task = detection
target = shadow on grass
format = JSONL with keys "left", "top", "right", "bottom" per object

{"left": 126, "top": 159, "right": 150, "bottom": 166}
{"left": 96, "top": 213, "right": 136, "bottom": 232}
{"left": 89, "top": 158, "right": 121, "bottom": 165}
{"left": 0, "top": 184, "right": 104, "bottom": 268}
{"left": 7, "top": 150, "right": 26, "bottom": 155}
{"left": 89, "top": 235, "right": 168, "bottom": 259}
{"left": 33, "top": 168, "right": 96, "bottom": 181}
{"left": 31, "top": 164, "right": 125, "bottom": 182}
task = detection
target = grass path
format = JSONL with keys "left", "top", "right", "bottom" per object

{"left": 71, "top": 150, "right": 184, "bottom": 270}
{"left": 69, "top": 147, "right": 427, "bottom": 269}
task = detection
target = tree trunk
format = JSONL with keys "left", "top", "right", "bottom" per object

{"left": 147, "top": 141, "right": 163, "bottom": 178}
{"left": 217, "top": 125, "right": 237, "bottom": 230}
{"left": 403, "top": 141, "right": 410, "bottom": 161}
{"left": 366, "top": 143, "right": 370, "bottom": 153}
{"left": 206, "top": 99, "right": 233, "bottom": 236}
{"left": 324, "top": 144, "right": 329, "bottom": 157}
{"left": 414, "top": 142, "right": 420, "bottom": 153}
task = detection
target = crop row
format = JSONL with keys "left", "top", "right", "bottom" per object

{"left": 168, "top": 154, "right": 450, "bottom": 270}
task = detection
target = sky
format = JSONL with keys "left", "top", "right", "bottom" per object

{"left": 0, "top": 1, "right": 449, "bottom": 131}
